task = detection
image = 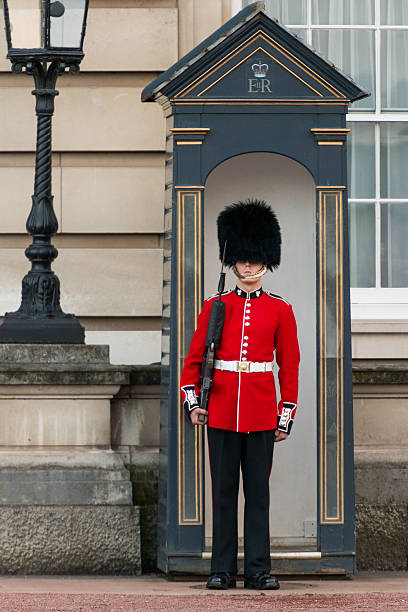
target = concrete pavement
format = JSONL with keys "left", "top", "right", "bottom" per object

{"left": 0, "top": 573, "right": 406, "bottom": 611}
{"left": 0, "top": 572, "right": 406, "bottom": 595}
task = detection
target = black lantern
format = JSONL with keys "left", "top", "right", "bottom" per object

{"left": 3, "top": 0, "right": 88, "bottom": 63}
{"left": 0, "top": 0, "right": 89, "bottom": 344}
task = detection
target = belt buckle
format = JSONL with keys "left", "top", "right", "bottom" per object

{"left": 238, "top": 361, "right": 249, "bottom": 372}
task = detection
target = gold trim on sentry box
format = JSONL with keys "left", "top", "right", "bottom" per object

{"left": 261, "top": 29, "right": 345, "bottom": 98}
{"left": 177, "top": 190, "right": 203, "bottom": 526}
{"left": 318, "top": 190, "right": 344, "bottom": 525}
{"left": 176, "top": 141, "right": 202, "bottom": 145}
{"left": 197, "top": 45, "right": 323, "bottom": 98}
{"left": 311, "top": 129, "right": 351, "bottom": 133}
{"left": 173, "top": 98, "right": 347, "bottom": 103}
{"left": 318, "top": 141, "right": 344, "bottom": 146}
{"left": 171, "top": 99, "right": 349, "bottom": 106}
{"left": 171, "top": 128, "right": 210, "bottom": 138}
{"left": 171, "top": 128, "right": 210, "bottom": 133}
{"left": 177, "top": 29, "right": 345, "bottom": 99}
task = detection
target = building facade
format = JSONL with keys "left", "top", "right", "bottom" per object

{"left": 0, "top": 0, "right": 407, "bottom": 571}
{"left": 2, "top": 2, "right": 406, "bottom": 364}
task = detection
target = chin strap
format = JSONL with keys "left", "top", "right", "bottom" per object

{"left": 233, "top": 264, "right": 268, "bottom": 280}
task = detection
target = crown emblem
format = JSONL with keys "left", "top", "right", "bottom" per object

{"left": 251, "top": 60, "right": 269, "bottom": 78}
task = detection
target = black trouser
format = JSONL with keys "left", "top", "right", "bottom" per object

{"left": 207, "top": 427, "right": 275, "bottom": 577}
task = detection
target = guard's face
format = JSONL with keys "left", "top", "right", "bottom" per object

{"left": 235, "top": 261, "right": 263, "bottom": 277}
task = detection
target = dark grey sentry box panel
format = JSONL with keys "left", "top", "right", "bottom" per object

{"left": 143, "top": 1, "right": 368, "bottom": 575}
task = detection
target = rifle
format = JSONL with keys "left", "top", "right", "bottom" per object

{"left": 198, "top": 243, "right": 227, "bottom": 422}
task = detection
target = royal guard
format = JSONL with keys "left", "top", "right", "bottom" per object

{"left": 180, "top": 199, "right": 300, "bottom": 590}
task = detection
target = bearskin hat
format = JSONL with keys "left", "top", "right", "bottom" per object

{"left": 217, "top": 199, "right": 281, "bottom": 270}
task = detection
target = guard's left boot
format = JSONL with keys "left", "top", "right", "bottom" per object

{"left": 206, "top": 573, "right": 236, "bottom": 590}
{"left": 244, "top": 571, "right": 280, "bottom": 590}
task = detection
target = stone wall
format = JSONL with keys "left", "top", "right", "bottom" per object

{"left": 353, "top": 362, "right": 408, "bottom": 571}
{"left": 112, "top": 365, "right": 160, "bottom": 572}
{"left": 0, "top": 506, "right": 141, "bottom": 574}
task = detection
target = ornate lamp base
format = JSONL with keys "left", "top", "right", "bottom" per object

{"left": 0, "top": 315, "right": 85, "bottom": 344}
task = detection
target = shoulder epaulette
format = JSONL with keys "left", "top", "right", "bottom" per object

{"left": 205, "top": 289, "right": 233, "bottom": 302}
{"left": 265, "top": 291, "right": 290, "bottom": 305}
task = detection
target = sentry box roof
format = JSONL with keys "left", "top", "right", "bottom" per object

{"left": 142, "top": 1, "right": 369, "bottom": 107}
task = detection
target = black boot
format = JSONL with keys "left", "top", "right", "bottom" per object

{"left": 244, "top": 571, "right": 280, "bottom": 590}
{"left": 206, "top": 573, "right": 236, "bottom": 590}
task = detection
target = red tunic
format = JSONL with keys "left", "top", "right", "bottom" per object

{"left": 180, "top": 286, "right": 300, "bottom": 433}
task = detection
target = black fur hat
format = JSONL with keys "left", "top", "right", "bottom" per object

{"left": 217, "top": 199, "right": 281, "bottom": 270}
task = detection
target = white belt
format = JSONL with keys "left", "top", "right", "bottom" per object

{"left": 214, "top": 359, "right": 274, "bottom": 373}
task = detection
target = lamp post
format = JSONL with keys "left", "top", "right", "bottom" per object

{"left": 0, "top": 0, "right": 89, "bottom": 343}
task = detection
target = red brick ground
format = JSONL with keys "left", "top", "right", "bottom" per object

{"left": 0, "top": 592, "right": 407, "bottom": 611}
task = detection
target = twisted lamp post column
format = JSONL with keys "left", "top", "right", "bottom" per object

{"left": 0, "top": 59, "right": 84, "bottom": 343}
